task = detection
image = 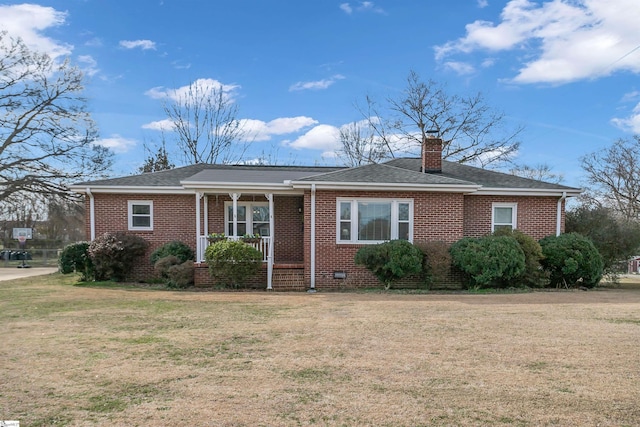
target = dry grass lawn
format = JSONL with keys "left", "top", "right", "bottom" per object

{"left": 1, "top": 273, "right": 640, "bottom": 426}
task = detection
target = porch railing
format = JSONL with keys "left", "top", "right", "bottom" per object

{"left": 197, "top": 236, "right": 272, "bottom": 263}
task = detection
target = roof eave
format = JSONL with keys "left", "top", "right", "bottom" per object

{"left": 69, "top": 185, "right": 190, "bottom": 194}
{"left": 290, "top": 181, "right": 481, "bottom": 193}
{"left": 473, "top": 187, "right": 582, "bottom": 197}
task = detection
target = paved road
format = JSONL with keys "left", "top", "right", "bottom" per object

{"left": 0, "top": 267, "right": 58, "bottom": 282}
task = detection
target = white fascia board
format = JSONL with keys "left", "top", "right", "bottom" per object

{"left": 290, "top": 181, "right": 481, "bottom": 193}
{"left": 69, "top": 185, "right": 189, "bottom": 194}
{"left": 180, "top": 180, "right": 303, "bottom": 194}
{"left": 473, "top": 187, "right": 582, "bottom": 197}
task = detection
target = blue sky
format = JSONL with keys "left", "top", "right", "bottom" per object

{"left": 1, "top": 1, "right": 639, "bottom": 187}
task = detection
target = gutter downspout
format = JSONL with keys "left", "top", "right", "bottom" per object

{"left": 556, "top": 191, "right": 567, "bottom": 236}
{"left": 86, "top": 187, "right": 95, "bottom": 241}
{"left": 309, "top": 184, "right": 316, "bottom": 291}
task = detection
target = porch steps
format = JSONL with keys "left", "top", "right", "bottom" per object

{"left": 272, "top": 263, "right": 305, "bottom": 291}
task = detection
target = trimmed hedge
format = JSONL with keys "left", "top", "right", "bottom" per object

{"left": 539, "top": 233, "right": 603, "bottom": 288}
{"left": 450, "top": 235, "right": 525, "bottom": 288}
{"left": 204, "top": 240, "right": 263, "bottom": 288}
{"left": 354, "top": 240, "right": 423, "bottom": 290}
{"left": 150, "top": 241, "right": 194, "bottom": 265}
{"left": 88, "top": 232, "right": 149, "bottom": 281}
{"left": 493, "top": 229, "right": 547, "bottom": 288}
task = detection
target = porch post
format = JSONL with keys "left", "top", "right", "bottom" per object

{"left": 310, "top": 184, "right": 316, "bottom": 290}
{"left": 265, "top": 193, "right": 274, "bottom": 290}
{"left": 230, "top": 192, "right": 240, "bottom": 237}
{"left": 204, "top": 195, "right": 209, "bottom": 237}
{"left": 195, "top": 192, "right": 202, "bottom": 261}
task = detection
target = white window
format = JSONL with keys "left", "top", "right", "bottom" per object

{"left": 492, "top": 203, "right": 517, "bottom": 232}
{"left": 128, "top": 201, "right": 153, "bottom": 231}
{"left": 224, "top": 202, "right": 270, "bottom": 237}
{"left": 337, "top": 198, "right": 413, "bottom": 244}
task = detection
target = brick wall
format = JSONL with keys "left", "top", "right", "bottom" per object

{"left": 90, "top": 193, "right": 198, "bottom": 280}
{"left": 304, "top": 190, "right": 466, "bottom": 290}
{"left": 463, "top": 195, "right": 562, "bottom": 240}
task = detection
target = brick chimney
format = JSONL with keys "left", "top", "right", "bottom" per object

{"left": 421, "top": 135, "right": 443, "bottom": 173}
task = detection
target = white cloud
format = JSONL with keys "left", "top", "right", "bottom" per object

{"left": 145, "top": 78, "right": 240, "bottom": 102}
{"left": 0, "top": 4, "right": 71, "bottom": 59}
{"left": 286, "top": 125, "right": 341, "bottom": 151}
{"left": 339, "top": 3, "right": 352, "bottom": 14}
{"left": 141, "top": 119, "right": 176, "bottom": 131}
{"left": 611, "top": 103, "right": 640, "bottom": 133}
{"left": 434, "top": 0, "right": 640, "bottom": 84}
{"left": 94, "top": 134, "right": 137, "bottom": 153}
{"left": 77, "top": 55, "right": 99, "bottom": 77}
{"left": 119, "top": 39, "right": 156, "bottom": 50}
{"left": 339, "top": 2, "right": 385, "bottom": 14}
{"left": 443, "top": 61, "right": 475, "bottom": 75}
{"left": 289, "top": 74, "right": 345, "bottom": 91}
{"left": 477, "top": 0, "right": 489, "bottom": 8}
{"left": 240, "top": 117, "right": 318, "bottom": 141}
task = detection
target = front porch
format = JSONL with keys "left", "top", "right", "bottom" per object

{"left": 191, "top": 191, "right": 306, "bottom": 290}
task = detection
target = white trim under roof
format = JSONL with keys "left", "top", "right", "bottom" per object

{"left": 180, "top": 180, "right": 304, "bottom": 194}
{"left": 70, "top": 185, "right": 190, "bottom": 195}
{"left": 291, "top": 181, "right": 481, "bottom": 193}
{"left": 472, "top": 187, "right": 582, "bottom": 197}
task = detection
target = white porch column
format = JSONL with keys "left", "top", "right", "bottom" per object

{"left": 265, "top": 193, "right": 274, "bottom": 290}
{"left": 86, "top": 188, "right": 95, "bottom": 241}
{"left": 195, "top": 192, "right": 203, "bottom": 261}
{"left": 203, "top": 195, "right": 209, "bottom": 237}
{"left": 230, "top": 192, "right": 240, "bottom": 237}
{"left": 310, "top": 184, "right": 316, "bottom": 290}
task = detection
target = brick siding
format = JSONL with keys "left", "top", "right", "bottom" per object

{"left": 86, "top": 189, "right": 565, "bottom": 290}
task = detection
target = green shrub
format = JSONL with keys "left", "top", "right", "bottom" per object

{"left": 150, "top": 241, "right": 194, "bottom": 265}
{"left": 166, "top": 261, "right": 195, "bottom": 289}
{"left": 154, "top": 255, "right": 194, "bottom": 288}
{"left": 59, "top": 242, "right": 94, "bottom": 280}
{"left": 539, "top": 233, "right": 604, "bottom": 288}
{"left": 204, "top": 240, "right": 263, "bottom": 288}
{"left": 88, "top": 232, "right": 149, "bottom": 281}
{"left": 493, "top": 228, "right": 548, "bottom": 287}
{"left": 414, "top": 241, "right": 451, "bottom": 288}
{"left": 354, "top": 240, "right": 423, "bottom": 290}
{"left": 450, "top": 235, "right": 525, "bottom": 288}
{"left": 154, "top": 255, "right": 181, "bottom": 278}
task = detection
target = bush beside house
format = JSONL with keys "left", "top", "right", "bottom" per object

{"left": 539, "top": 233, "right": 604, "bottom": 288}
{"left": 204, "top": 240, "right": 263, "bottom": 288}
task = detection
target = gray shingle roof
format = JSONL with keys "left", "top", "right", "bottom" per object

{"left": 73, "top": 164, "right": 343, "bottom": 187}
{"left": 294, "top": 162, "right": 476, "bottom": 186}
{"left": 72, "top": 158, "right": 579, "bottom": 193}
{"left": 383, "top": 158, "right": 579, "bottom": 191}
{"left": 182, "top": 166, "right": 343, "bottom": 185}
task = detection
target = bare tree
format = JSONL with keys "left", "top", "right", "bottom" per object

{"left": 337, "top": 120, "right": 389, "bottom": 167}
{"left": 346, "top": 70, "right": 522, "bottom": 167}
{"left": 138, "top": 134, "right": 175, "bottom": 173}
{"left": 581, "top": 136, "right": 640, "bottom": 221}
{"left": 163, "top": 80, "right": 249, "bottom": 164}
{"left": 0, "top": 31, "right": 113, "bottom": 202}
{"left": 509, "top": 164, "right": 564, "bottom": 183}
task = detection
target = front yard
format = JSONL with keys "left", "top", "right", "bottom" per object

{"left": 1, "top": 274, "right": 639, "bottom": 426}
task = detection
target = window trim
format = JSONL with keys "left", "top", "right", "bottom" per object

{"left": 224, "top": 201, "right": 270, "bottom": 237}
{"left": 336, "top": 198, "right": 413, "bottom": 244}
{"left": 492, "top": 202, "right": 517, "bottom": 232}
{"left": 128, "top": 200, "right": 153, "bottom": 231}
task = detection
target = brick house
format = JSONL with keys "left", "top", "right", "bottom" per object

{"left": 71, "top": 139, "right": 580, "bottom": 290}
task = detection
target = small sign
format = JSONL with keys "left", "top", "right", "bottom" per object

{"left": 12, "top": 228, "right": 32, "bottom": 240}
{"left": 0, "top": 421, "right": 20, "bottom": 427}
